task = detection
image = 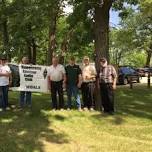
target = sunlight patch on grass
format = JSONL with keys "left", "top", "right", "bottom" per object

{"left": 17, "top": 130, "right": 28, "bottom": 136}
{"left": 1, "top": 118, "right": 14, "bottom": 123}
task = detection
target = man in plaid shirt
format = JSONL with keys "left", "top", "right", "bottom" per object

{"left": 98, "top": 57, "right": 117, "bottom": 114}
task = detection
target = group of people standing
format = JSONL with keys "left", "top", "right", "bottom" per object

{"left": 47, "top": 56, "right": 117, "bottom": 114}
{"left": 0, "top": 55, "right": 117, "bottom": 115}
{"left": 47, "top": 56, "right": 97, "bottom": 111}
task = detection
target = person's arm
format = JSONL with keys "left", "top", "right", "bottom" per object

{"left": 63, "top": 66, "right": 67, "bottom": 82}
{"left": 77, "top": 66, "right": 82, "bottom": 88}
{"left": 90, "top": 66, "right": 97, "bottom": 80}
{"left": 9, "top": 73, "right": 13, "bottom": 87}
{"left": 47, "top": 75, "right": 51, "bottom": 90}
{"left": 113, "top": 77, "right": 117, "bottom": 90}
{"left": 62, "top": 66, "right": 66, "bottom": 88}
{"left": 0, "top": 72, "right": 11, "bottom": 77}
{"left": 112, "top": 66, "right": 117, "bottom": 90}
{"left": 47, "top": 68, "right": 51, "bottom": 90}
{"left": 63, "top": 73, "right": 66, "bottom": 82}
{"left": 77, "top": 74, "right": 82, "bottom": 88}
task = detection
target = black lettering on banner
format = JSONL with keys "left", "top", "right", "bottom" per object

{"left": 26, "top": 86, "right": 41, "bottom": 89}
{"left": 25, "top": 78, "right": 33, "bottom": 81}
{"left": 21, "top": 65, "right": 41, "bottom": 70}
{"left": 23, "top": 70, "right": 37, "bottom": 74}
{"left": 24, "top": 74, "right": 33, "bottom": 78}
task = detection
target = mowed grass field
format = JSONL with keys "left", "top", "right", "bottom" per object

{"left": 0, "top": 84, "right": 152, "bottom": 152}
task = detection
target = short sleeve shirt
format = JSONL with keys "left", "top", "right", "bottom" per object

{"left": 0, "top": 65, "right": 11, "bottom": 86}
{"left": 48, "top": 64, "right": 65, "bottom": 82}
{"left": 65, "top": 64, "right": 82, "bottom": 86}
{"left": 82, "top": 64, "right": 97, "bottom": 82}
{"left": 99, "top": 65, "right": 117, "bottom": 83}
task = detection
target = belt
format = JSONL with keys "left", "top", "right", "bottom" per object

{"left": 83, "top": 81, "right": 95, "bottom": 83}
{"left": 50, "top": 80, "right": 63, "bottom": 83}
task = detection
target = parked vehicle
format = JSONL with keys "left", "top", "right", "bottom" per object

{"left": 136, "top": 67, "right": 152, "bottom": 77}
{"left": 118, "top": 66, "right": 140, "bottom": 85}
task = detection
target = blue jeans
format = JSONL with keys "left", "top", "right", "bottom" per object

{"left": 67, "top": 85, "right": 81, "bottom": 109}
{"left": 20, "top": 91, "right": 32, "bottom": 107}
{"left": 0, "top": 86, "right": 9, "bottom": 110}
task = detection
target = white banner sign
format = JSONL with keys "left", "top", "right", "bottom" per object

{"left": 10, "top": 64, "right": 49, "bottom": 93}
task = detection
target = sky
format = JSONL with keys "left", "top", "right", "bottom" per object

{"left": 64, "top": 5, "right": 120, "bottom": 27}
{"left": 110, "top": 10, "right": 120, "bottom": 27}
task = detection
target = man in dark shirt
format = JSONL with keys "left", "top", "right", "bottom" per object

{"left": 65, "top": 57, "right": 82, "bottom": 110}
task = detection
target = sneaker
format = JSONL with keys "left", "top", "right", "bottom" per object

{"left": 90, "top": 108, "right": 95, "bottom": 111}
{"left": 6, "top": 107, "right": 11, "bottom": 111}
{"left": 83, "top": 107, "right": 88, "bottom": 111}
{"left": 78, "top": 107, "right": 82, "bottom": 111}
{"left": 52, "top": 109, "right": 56, "bottom": 112}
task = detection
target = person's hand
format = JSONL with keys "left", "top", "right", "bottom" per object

{"left": 9, "top": 81, "right": 12, "bottom": 87}
{"left": 62, "top": 81, "right": 66, "bottom": 89}
{"left": 112, "top": 84, "right": 116, "bottom": 90}
{"left": 48, "top": 83, "right": 51, "bottom": 90}
{"left": 77, "top": 82, "right": 82, "bottom": 88}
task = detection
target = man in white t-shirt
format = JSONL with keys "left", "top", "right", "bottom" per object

{"left": 0, "top": 56, "right": 11, "bottom": 110}
{"left": 48, "top": 57, "right": 66, "bottom": 110}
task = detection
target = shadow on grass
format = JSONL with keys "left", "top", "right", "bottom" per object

{"left": 116, "top": 85, "right": 152, "bottom": 120}
{"left": 91, "top": 113, "right": 125, "bottom": 125}
{"left": 0, "top": 92, "right": 69, "bottom": 152}
{"left": 91, "top": 85, "right": 152, "bottom": 125}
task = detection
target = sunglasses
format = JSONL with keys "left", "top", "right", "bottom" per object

{"left": 100, "top": 60, "right": 106, "bottom": 63}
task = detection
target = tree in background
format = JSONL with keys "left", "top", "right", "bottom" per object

{"left": 114, "top": 0, "right": 152, "bottom": 67}
{"left": 0, "top": 0, "right": 11, "bottom": 60}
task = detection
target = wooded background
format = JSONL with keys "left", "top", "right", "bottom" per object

{"left": 0, "top": 0, "right": 152, "bottom": 68}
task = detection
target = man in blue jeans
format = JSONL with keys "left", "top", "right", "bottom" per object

{"left": 19, "top": 57, "right": 32, "bottom": 108}
{"left": 65, "top": 57, "right": 82, "bottom": 111}
{"left": 0, "top": 56, "right": 11, "bottom": 111}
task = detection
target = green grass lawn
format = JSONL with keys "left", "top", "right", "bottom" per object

{"left": 0, "top": 84, "right": 152, "bottom": 152}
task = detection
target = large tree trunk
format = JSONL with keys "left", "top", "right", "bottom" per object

{"left": 47, "top": 6, "right": 59, "bottom": 65}
{"left": 94, "top": 0, "right": 113, "bottom": 110}
{"left": 27, "top": 40, "right": 32, "bottom": 62}
{"left": 26, "top": 25, "right": 37, "bottom": 64}
{"left": 31, "top": 38, "right": 37, "bottom": 64}
{"left": 1, "top": 0, "right": 11, "bottom": 61}
{"left": 94, "top": 0, "right": 112, "bottom": 67}
{"left": 59, "top": 29, "right": 74, "bottom": 64}
{"left": 2, "top": 19, "right": 11, "bottom": 61}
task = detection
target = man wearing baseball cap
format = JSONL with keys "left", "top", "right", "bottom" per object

{"left": 0, "top": 55, "right": 11, "bottom": 110}
{"left": 81, "top": 56, "right": 97, "bottom": 111}
{"left": 98, "top": 57, "right": 117, "bottom": 114}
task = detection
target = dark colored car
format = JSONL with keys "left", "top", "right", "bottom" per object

{"left": 136, "top": 67, "right": 152, "bottom": 77}
{"left": 136, "top": 68, "right": 148, "bottom": 77}
{"left": 118, "top": 66, "right": 140, "bottom": 85}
